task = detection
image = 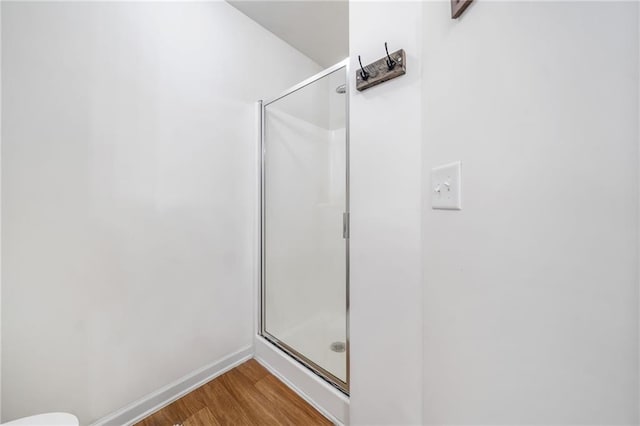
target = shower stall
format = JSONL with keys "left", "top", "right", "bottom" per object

{"left": 259, "top": 59, "right": 349, "bottom": 394}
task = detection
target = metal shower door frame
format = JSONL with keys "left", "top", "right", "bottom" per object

{"left": 259, "top": 58, "right": 350, "bottom": 395}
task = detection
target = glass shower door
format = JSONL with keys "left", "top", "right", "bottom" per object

{"left": 261, "top": 63, "right": 348, "bottom": 393}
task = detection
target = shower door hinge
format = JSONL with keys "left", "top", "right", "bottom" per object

{"left": 343, "top": 212, "right": 350, "bottom": 239}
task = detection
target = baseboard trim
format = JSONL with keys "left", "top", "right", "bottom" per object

{"left": 90, "top": 346, "right": 253, "bottom": 426}
{"left": 254, "top": 336, "right": 349, "bottom": 426}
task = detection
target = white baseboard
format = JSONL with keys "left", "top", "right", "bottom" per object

{"left": 90, "top": 346, "right": 253, "bottom": 426}
{"left": 254, "top": 336, "right": 349, "bottom": 426}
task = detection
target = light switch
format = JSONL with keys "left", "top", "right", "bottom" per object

{"left": 431, "top": 161, "right": 462, "bottom": 210}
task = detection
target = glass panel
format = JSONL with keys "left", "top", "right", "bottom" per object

{"left": 263, "top": 67, "right": 347, "bottom": 385}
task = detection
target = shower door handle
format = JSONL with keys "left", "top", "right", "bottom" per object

{"left": 343, "top": 212, "right": 350, "bottom": 239}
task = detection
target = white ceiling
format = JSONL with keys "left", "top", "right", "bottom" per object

{"left": 227, "top": 0, "right": 349, "bottom": 68}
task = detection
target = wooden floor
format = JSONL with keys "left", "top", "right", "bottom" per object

{"left": 135, "top": 359, "right": 332, "bottom": 426}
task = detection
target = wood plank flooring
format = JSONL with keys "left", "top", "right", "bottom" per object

{"left": 135, "top": 359, "right": 332, "bottom": 426}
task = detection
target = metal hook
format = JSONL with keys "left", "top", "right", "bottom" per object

{"left": 358, "top": 55, "right": 370, "bottom": 81}
{"left": 385, "top": 42, "right": 396, "bottom": 70}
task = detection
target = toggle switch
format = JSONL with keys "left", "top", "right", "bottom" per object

{"left": 431, "top": 161, "right": 461, "bottom": 210}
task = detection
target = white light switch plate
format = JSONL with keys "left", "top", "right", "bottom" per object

{"left": 431, "top": 161, "right": 462, "bottom": 210}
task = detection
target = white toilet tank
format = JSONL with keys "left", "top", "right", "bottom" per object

{"left": 1, "top": 413, "right": 78, "bottom": 426}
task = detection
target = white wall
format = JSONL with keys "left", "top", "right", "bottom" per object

{"left": 422, "top": 1, "right": 639, "bottom": 424}
{"left": 0, "top": 2, "right": 3, "bottom": 420}
{"left": 348, "top": 2, "right": 424, "bottom": 424}
{"left": 1, "top": 1, "right": 320, "bottom": 423}
{"left": 349, "top": 1, "right": 639, "bottom": 424}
